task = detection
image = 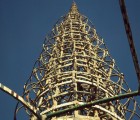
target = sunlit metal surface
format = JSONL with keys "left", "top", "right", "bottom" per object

{"left": 14, "top": 2, "right": 140, "bottom": 120}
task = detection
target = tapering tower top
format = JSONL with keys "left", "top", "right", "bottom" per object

{"left": 69, "top": 1, "right": 79, "bottom": 13}
{"left": 14, "top": 2, "right": 140, "bottom": 120}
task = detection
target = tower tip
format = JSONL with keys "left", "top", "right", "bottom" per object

{"left": 69, "top": 1, "right": 79, "bottom": 13}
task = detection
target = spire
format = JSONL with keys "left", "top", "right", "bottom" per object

{"left": 14, "top": 2, "right": 140, "bottom": 120}
{"left": 69, "top": 1, "right": 79, "bottom": 13}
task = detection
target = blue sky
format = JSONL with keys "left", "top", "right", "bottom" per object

{"left": 0, "top": 0, "right": 140, "bottom": 119}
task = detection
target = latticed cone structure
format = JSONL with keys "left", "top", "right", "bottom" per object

{"left": 15, "top": 2, "right": 140, "bottom": 120}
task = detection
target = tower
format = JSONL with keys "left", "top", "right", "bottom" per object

{"left": 0, "top": 2, "right": 139, "bottom": 120}
{"left": 14, "top": 2, "right": 139, "bottom": 119}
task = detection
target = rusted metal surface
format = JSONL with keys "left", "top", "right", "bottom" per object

{"left": 12, "top": 2, "right": 140, "bottom": 120}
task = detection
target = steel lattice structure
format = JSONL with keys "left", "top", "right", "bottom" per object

{"left": 0, "top": 2, "right": 139, "bottom": 120}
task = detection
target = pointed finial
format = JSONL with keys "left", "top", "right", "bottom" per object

{"left": 69, "top": 1, "right": 79, "bottom": 13}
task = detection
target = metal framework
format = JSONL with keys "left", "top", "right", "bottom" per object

{"left": 0, "top": 1, "right": 140, "bottom": 120}
{"left": 14, "top": 2, "right": 140, "bottom": 120}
